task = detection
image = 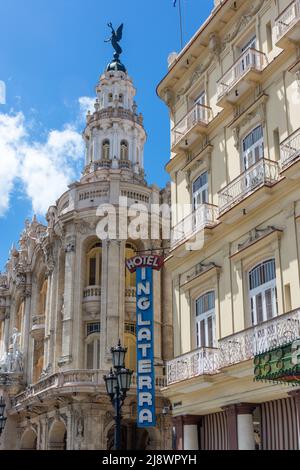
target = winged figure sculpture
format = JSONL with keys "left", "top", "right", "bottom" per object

{"left": 105, "top": 23, "right": 124, "bottom": 59}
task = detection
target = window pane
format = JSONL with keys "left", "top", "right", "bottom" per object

{"left": 200, "top": 320, "right": 206, "bottom": 347}
{"left": 207, "top": 316, "right": 213, "bottom": 347}
{"left": 96, "top": 339, "right": 101, "bottom": 368}
{"left": 256, "top": 293, "right": 263, "bottom": 324}
{"left": 89, "top": 257, "right": 96, "bottom": 285}
{"left": 265, "top": 288, "right": 274, "bottom": 320}
{"left": 87, "top": 342, "right": 94, "bottom": 369}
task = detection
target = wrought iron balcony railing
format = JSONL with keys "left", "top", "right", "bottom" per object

{"left": 217, "top": 48, "right": 267, "bottom": 101}
{"left": 275, "top": 0, "right": 300, "bottom": 43}
{"left": 171, "top": 203, "right": 219, "bottom": 249}
{"left": 166, "top": 347, "right": 220, "bottom": 385}
{"left": 280, "top": 127, "right": 300, "bottom": 170}
{"left": 165, "top": 309, "right": 300, "bottom": 386}
{"left": 218, "top": 158, "right": 280, "bottom": 215}
{"left": 171, "top": 103, "right": 213, "bottom": 148}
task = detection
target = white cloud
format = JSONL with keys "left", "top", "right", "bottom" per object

{"left": 0, "top": 98, "right": 88, "bottom": 216}
{"left": 79, "top": 96, "right": 95, "bottom": 122}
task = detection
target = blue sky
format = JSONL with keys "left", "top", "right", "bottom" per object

{"left": 0, "top": 0, "right": 214, "bottom": 270}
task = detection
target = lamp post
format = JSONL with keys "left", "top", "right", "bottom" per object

{"left": 104, "top": 339, "right": 133, "bottom": 450}
{"left": 0, "top": 396, "right": 7, "bottom": 436}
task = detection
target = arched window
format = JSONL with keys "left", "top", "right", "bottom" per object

{"left": 119, "top": 94, "right": 124, "bottom": 103}
{"left": 195, "top": 291, "right": 215, "bottom": 348}
{"left": 120, "top": 140, "right": 129, "bottom": 160}
{"left": 108, "top": 93, "right": 113, "bottom": 103}
{"left": 86, "top": 333, "right": 101, "bottom": 369}
{"left": 102, "top": 140, "right": 110, "bottom": 160}
{"left": 125, "top": 243, "right": 136, "bottom": 288}
{"left": 249, "top": 259, "right": 277, "bottom": 325}
{"left": 86, "top": 243, "right": 102, "bottom": 287}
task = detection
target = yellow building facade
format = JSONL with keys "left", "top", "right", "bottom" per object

{"left": 158, "top": 0, "right": 300, "bottom": 450}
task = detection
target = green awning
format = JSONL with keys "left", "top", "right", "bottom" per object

{"left": 254, "top": 339, "right": 300, "bottom": 385}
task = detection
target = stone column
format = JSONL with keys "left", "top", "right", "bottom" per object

{"left": 22, "top": 273, "right": 32, "bottom": 382}
{"left": 183, "top": 416, "right": 201, "bottom": 450}
{"left": 222, "top": 405, "right": 238, "bottom": 450}
{"left": 43, "top": 271, "right": 52, "bottom": 370}
{"left": 172, "top": 416, "right": 184, "bottom": 450}
{"left": 60, "top": 235, "right": 76, "bottom": 367}
{"left": 3, "top": 296, "right": 11, "bottom": 351}
{"left": 236, "top": 404, "right": 256, "bottom": 450}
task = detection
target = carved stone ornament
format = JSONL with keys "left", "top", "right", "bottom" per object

{"left": 222, "top": 0, "right": 265, "bottom": 50}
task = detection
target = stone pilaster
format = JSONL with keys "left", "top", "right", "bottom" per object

{"left": 59, "top": 235, "right": 76, "bottom": 367}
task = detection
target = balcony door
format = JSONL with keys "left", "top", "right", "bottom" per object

{"left": 195, "top": 291, "right": 216, "bottom": 348}
{"left": 241, "top": 36, "right": 257, "bottom": 71}
{"left": 249, "top": 259, "right": 278, "bottom": 326}
{"left": 193, "top": 171, "right": 208, "bottom": 210}
{"left": 242, "top": 125, "right": 264, "bottom": 189}
{"left": 194, "top": 91, "right": 206, "bottom": 122}
{"left": 193, "top": 172, "right": 208, "bottom": 230}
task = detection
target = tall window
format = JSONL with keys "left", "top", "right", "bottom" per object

{"left": 192, "top": 172, "right": 208, "bottom": 210}
{"left": 195, "top": 291, "right": 216, "bottom": 348}
{"left": 87, "top": 243, "right": 102, "bottom": 286}
{"left": 242, "top": 125, "right": 264, "bottom": 170}
{"left": 124, "top": 328, "right": 137, "bottom": 371}
{"left": 86, "top": 333, "right": 101, "bottom": 369}
{"left": 240, "top": 36, "right": 257, "bottom": 72}
{"left": 120, "top": 140, "right": 129, "bottom": 160}
{"left": 249, "top": 259, "right": 277, "bottom": 325}
{"left": 193, "top": 91, "right": 207, "bottom": 121}
{"left": 102, "top": 140, "right": 110, "bottom": 160}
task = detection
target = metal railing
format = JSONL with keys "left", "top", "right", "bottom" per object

{"left": 219, "top": 309, "right": 300, "bottom": 367}
{"left": 171, "top": 203, "right": 219, "bottom": 249}
{"left": 125, "top": 287, "right": 136, "bottom": 299}
{"left": 218, "top": 158, "right": 279, "bottom": 215}
{"left": 171, "top": 103, "right": 212, "bottom": 147}
{"left": 275, "top": 0, "right": 300, "bottom": 42}
{"left": 32, "top": 315, "right": 45, "bottom": 327}
{"left": 83, "top": 285, "right": 101, "bottom": 299}
{"left": 166, "top": 347, "right": 220, "bottom": 385}
{"left": 280, "top": 127, "right": 300, "bottom": 170}
{"left": 217, "top": 48, "right": 267, "bottom": 100}
{"left": 165, "top": 309, "right": 300, "bottom": 385}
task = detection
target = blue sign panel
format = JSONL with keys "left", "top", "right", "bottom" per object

{"left": 136, "top": 267, "right": 156, "bottom": 428}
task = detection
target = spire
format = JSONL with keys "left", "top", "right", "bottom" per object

{"left": 105, "top": 22, "right": 127, "bottom": 73}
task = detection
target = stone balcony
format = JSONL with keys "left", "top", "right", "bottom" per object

{"left": 171, "top": 203, "right": 219, "bottom": 250}
{"left": 217, "top": 48, "right": 267, "bottom": 107}
{"left": 280, "top": 127, "right": 300, "bottom": 177}
{"left": 30, "top": 315, "right": 45, "bottom": 340}
{"left": 275, "top": 0, "right": 300, "bottom": 48}
{"left": 165, "top": 309, "right": 300, "bottom": 386}
{"left": 218, "top": 158, "right": 280, "bottom": 222}
{"left": 11, "top": 369, "right": 166, "bottom": 410}
{"left": 83, "top": 285, "right": 101, "bottom": 301}
{"left": 171, "top": 103, "right": 213, "bottom": 153}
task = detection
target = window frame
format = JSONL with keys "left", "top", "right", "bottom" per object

{"left": 248, "top": 259, "right": 278, "bottom": 326}
{"left": 195, "top": 290, "right": 216, "bottom": 348}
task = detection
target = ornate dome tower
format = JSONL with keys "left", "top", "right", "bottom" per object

{"left": 82, "top": 27, "right": 146, "bottom": 184}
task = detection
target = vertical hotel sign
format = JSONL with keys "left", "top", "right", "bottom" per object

{"left": 126, "top": 255, "right": 164, "bottom": 427}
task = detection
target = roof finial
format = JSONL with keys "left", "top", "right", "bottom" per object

{"left": 105, "top": 23, "right": 124, "bottom": 61}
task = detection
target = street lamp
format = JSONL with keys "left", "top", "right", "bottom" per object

{"left": 104, "top": 339, "right": 133, "bottom": 450}
{"left": 0, "top": 396, "right": 7, "bottom": 436}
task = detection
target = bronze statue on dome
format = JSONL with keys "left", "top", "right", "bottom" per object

{"left": 105, "top": 23, "right": 124, "bottom": 60}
